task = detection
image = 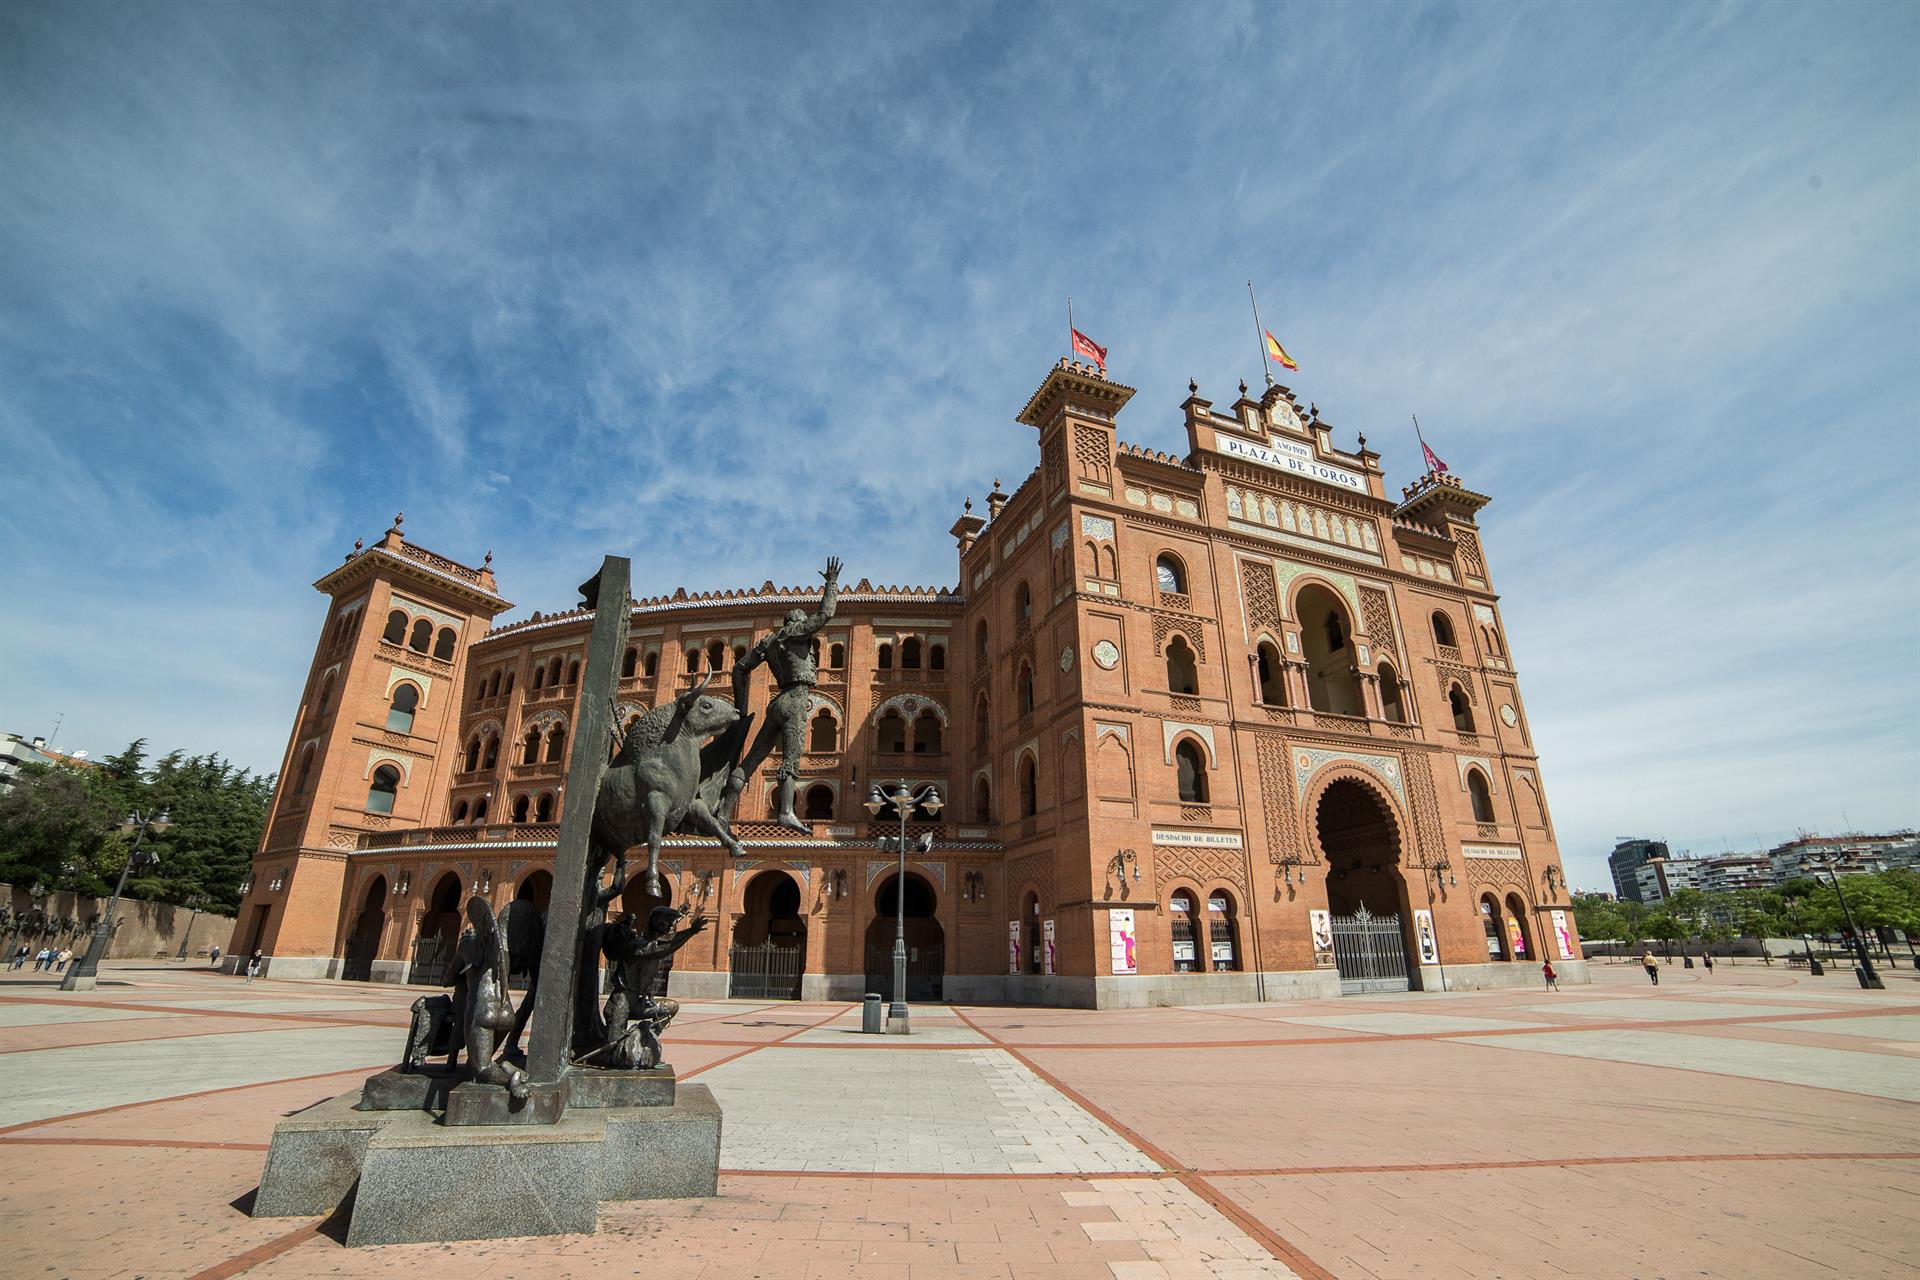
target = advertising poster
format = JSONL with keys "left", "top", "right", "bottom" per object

{"left": 1007, "top": 920, "right": 1020, "bottom": 974}
{"left": 1043, "top": 919, "right": 1056, "bottom": 975}
{"left": 1506, "top": 915, "right": 1527, "bottom": 958}
{"left": 1108, "top": 909, "right": 1137, "bottom": 975}
{"left": 1310, "top": 909, "right": 1334, "bottom": 966}
{"left": 1414, "top": 909, "right": 1439, "bottom": 964}
{"left": 1551, "top": 909, "right": 1573, "bottom": 960}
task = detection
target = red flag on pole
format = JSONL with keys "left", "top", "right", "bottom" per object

{"left": 1071, "top": 327, "right": 1107, "bottom": 371}
{"left": 1421, "top": 439, "right": 1448, "bottom": 473}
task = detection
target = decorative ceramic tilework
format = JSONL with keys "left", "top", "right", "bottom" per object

{"left": 1292, "top": 747, "right": 1404, "bottom": 805}
{"left": 1080, "top": 514, "right": 1115, "bottom": 540}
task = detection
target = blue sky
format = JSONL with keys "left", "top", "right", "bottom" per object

{"left": 2, "top": 0, "right": 1915, "bottom": 889}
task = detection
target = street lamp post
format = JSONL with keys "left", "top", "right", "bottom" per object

{"left": 62, "top": 809, "right": 170, "bottom": 992}
{"left": 865, "top": 780, "right": 942, "bottom": 1034}
{"left": 1817, "top": 865, "right": 1883, "bottom": 990}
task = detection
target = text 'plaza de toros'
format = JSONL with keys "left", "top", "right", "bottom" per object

{"left": 229, "top": 358, "right": 1587, "bottom": 1005}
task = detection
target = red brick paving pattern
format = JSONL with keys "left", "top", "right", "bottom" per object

{"left": 1, "top": 961, "right": 1915, "bottom": 1278}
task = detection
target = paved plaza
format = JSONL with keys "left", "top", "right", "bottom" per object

{"left": 0, "top": 961, "right": 1915, "bottom": 1278}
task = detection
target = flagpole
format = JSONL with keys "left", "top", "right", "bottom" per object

{"left": 1248, "top": 281, "right": 1274, "bottom": 387}
{"left": 1413, "top": 414, "right": 1427, "bottom": 453}
{"left": 1067, "top": 296, "right": 1074, "bottom": 365}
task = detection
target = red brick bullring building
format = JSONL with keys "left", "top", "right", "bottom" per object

{"left": 229, "top": 359, "right": 1586, "bottom": 1003}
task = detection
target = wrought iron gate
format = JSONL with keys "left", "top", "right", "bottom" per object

{"left": 1330, "top": 906, "right": 1410, "bottom": 994}
{"left": 407, "top": 935, "right": 454, "bottom": 987}
{"left": 864, "top": 941, "right": 944, "bottom": 1002}
{"left": 340, "top": 939, "right": 376, "bottom": 983}
{"left": 728, "top": 942, "right": 803, "bottom": 1000}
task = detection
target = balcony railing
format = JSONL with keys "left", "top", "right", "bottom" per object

{"left": 359, "top": 822, "right": 560, "bottom": 850}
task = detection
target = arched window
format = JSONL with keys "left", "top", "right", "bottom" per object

{"left": 1018, "top": 754, "right": 1038, "bottom": 817}
{"left": 535, "top": 792, "right": 556, "bottom": 823}
{"left": 487, "top": 670, "right": 501, "bottom": 698}
{"left": 547, "top": 657, "right": 563, "bottom": 685}
{"left": 1481, "top": 895, "right": 1510, "bottom": 960}
{"left": 482, "top": 734, "right": 499, "bottom": 769}
{"left": 522, "top": 728, "right": 542, "bottom": 765}
{"left": 1155, "top": 554, "right": 1186, "bottom": 595}
{"left": 1432, "top": 611, "right": 1457, "bottom": 648}
{"left": 503, "top": 670, "right": 514, "bottom": 694}
{"left": 1014, "top": 581, "right": 1031, "bottom": 623}
{"left": 1174, "top": 739, "right": 1209, "bottom": 803}
{"left": 1378, "top": 661, "right": 1406, "bottom": 723}
{"left": 1017, "top": 663, "right": 1035, "bottom": 714}
{"left": 1165, "top": 635, "right": 1198, "bottom": 695}
{"left": 545, "top": 725, "right": 566, "bottom": 763}
{"left": 471, "top": 795, "right": 488, "bottom": 823}
{"left": 974, "top": 619, "right": 988, "bottom": 660}
{"left": 386, "top": 684, "right": 419, "bottom": 734}
{"left": 409, "top": 618, "right": 433, "bottom": 653}
{"left": 643, "top": 651, "right": 659, "bottom": 677}
{"left": 912, "top": 713, "right": 942, "bottom": 754}
{"left": 685, "top": 647, "right": 700, "bottom": 673}
{"left": 452, "top": 799, "right": 469, "bottom": 824}
{"left": 973, "top": 776, "right": 992, "bottom": 823}
{"left": 1467, "top": 768, "right": 1495, "bottom": 823}
{"left": 292, "top": 746, "right": 315, "bottom": 796}
{"left": 1207, "top": 890, "right": 1240, "bottom": 971}
{"left": 808, "top": 709, "right": 837, "bottom": 753}
{"left": 828, "top": 643, "right": 844, "bottom": 669}
{"left": 511, "top": 794, "right": 530, "bottom": 824}
{"left": 929, "top": 642, "right": 945, "bottom": 671}
{"left": 1450, "top": 685, "right": 1475, "bottom": 733}
{"left": 902, "top": 637, "right": 922, "bottom": 669}
{"left": 1483, "top": 624, "right": 1504, "bottom": 659}
{"left": 803, "top": 784, "right": 834, "bottom": 820}
{"left": 316, "top": 671, "right": 335, "bottom": 716}
{"left": 877, "top": 642, "right": 893, "bottom": 670}
{"left": 531, "top": 665, "right": 545, "bottom": 692}
{"left": 566, "top": 659, "right": 579, "bottom": 685}
{"left": 366, "top": 764, "right": 401, "bottom": 814}
{"left": 974, "top": 693, "right": 989, "bottom": 745}
{"left": 878, "top": 712, "right": 907, "bottom": 753}
{"left": 383, "top": 610, "right": 407, "bottom": 644}
{"left": 434, "top": 628, "right": 457, "bottom": 661}
{"left": 1505, "top": 892, "right": 1533, "bottom": 959}
{"left": 733, "top": 644, "right": 747, "bottom": 668}
{"left": 1256, "top": 641, "right": 1286, "bottom": 706}
{"left": 1298, "top": 585, "right": 1363, "bottom": 715}
{"left": 707, "top": 641, "right": 726, "bottom": 671}
{"left": 1169, "top": 889, "right": 1199, "bottom": 972}
{"left": 622, "top": 647, "right": 638, "bottom": 678}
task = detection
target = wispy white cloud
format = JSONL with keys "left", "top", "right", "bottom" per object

{"left": 1, "top": 0, "right": 1914, "bottom": 887}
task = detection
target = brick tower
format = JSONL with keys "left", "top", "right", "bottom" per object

{"left": 226, "top": 516, "right": 510, "bottom": 976}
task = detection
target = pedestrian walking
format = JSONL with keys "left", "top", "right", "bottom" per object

{"left": 1542, "top": 960, "right": 1558, "bottom": 991}
{"left": 1702, "top": 953, "right": 1714, "bottom": 975}
{"left": 1641, "top": 948, "right": 1660, "bottom": 986}
{"left": 210, "top": 944, "right": 221, "bottom": 969}
{"left": 245, "top": 950, "right": 262, "bottom": 982}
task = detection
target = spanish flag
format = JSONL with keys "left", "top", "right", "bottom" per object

{"left": 1264, "top": 329, "right": 1298, "bottom": 372}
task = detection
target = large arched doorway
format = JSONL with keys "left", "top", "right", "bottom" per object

{"left": 729, "top": 872, "right": 804, "bottom": 999}
{"left": 866, "top": 872, "right": 944, "bottom": 1001}
{"left": 341, "top": 876, "right": 386, "bottom": 982}
{"left": 1315, "top": 777, "right": 1416, "bottom": 993}
{"left": 410, "top": 871, "right": 464, "bottom": 986}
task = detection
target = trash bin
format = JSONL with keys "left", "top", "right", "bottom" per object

{"left": 863, "top": 993, "right": 883, "bottom": 1034}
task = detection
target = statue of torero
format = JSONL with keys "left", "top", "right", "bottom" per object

{"left": 724, "top": 557, "right": 840, "bottom": 832}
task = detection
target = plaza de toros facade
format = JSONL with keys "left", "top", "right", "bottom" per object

{"left": 229, "top": 358, "right": 1587, "bottom": 1004}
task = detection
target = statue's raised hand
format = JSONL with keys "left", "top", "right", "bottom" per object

{"left": 822, "top": 556, "right": 842, "bottom": 582}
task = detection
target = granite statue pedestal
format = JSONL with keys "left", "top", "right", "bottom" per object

{"left": 253, "top": 1066, "right": 721, "bottom": 1246}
